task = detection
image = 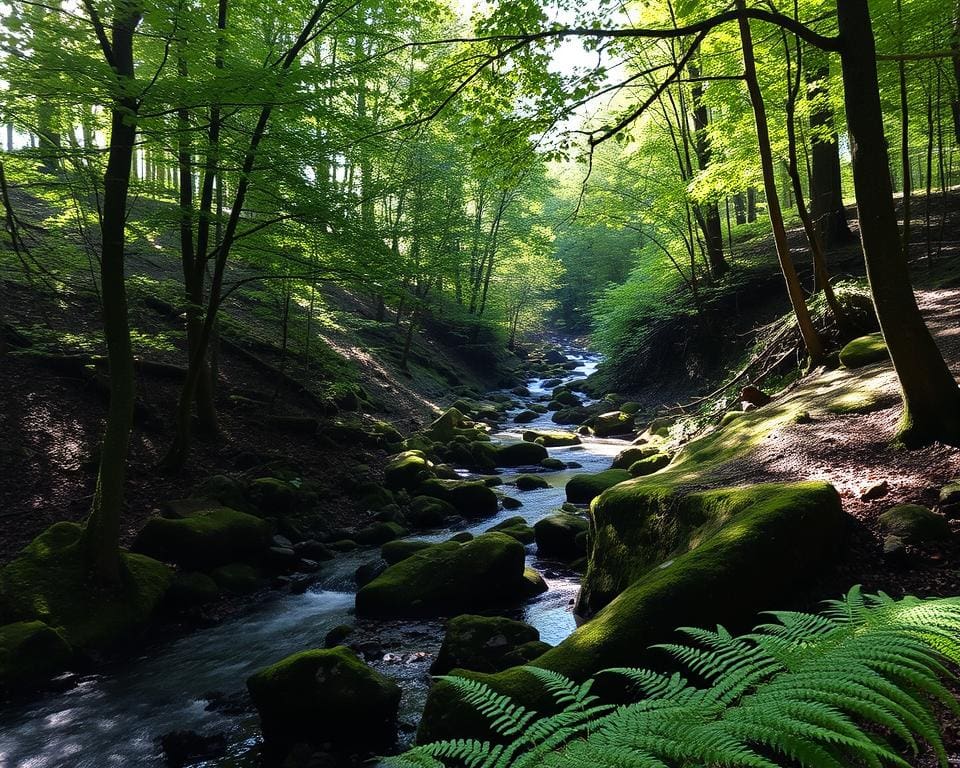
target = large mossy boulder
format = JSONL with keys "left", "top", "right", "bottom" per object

{"left": 0, "top": 620, "right": 73, "bottom": 690}
{"left": 246, "top": 477, "right": 298, "bottom": 516}
{"left": 522, "top": 430, "right": 581, "bottom": 447}
{"left": 565, "top": 469, "right": 631, "bottom": 504}
{"left": 384, "top": 450, "right": 435, "bottom": 492}
{"left": 353, "top": 521, "right": 408, "bottom": 546}
{"left": 551, "top": 405, "right": 597, "bottom": 426}
{"left": 878, "top": 504, "right": 951, "bottom": 545}
{"left": 247, "top": 646, "right": 401, "bottom": 754}
{"left": 534, "top": 514, "right": 589, "bottom": 561}
{"left": 381, "top": 539, "right": 434, "bottom": 565}
{"left": 839, "top": 333, "right": 888, "bottom": 369}
{"left": 355, "top": 533, "right": 528, "bottom": 618}
{"left": 495, "top": 441, "right": 549, "bottom": 467}
{"left": 431, "top": 614, "right": 542, "bottom": 675}
{"left": 418, "top": 481, "right": 845, "bottom": 743}
{"left": 418, "top": 479, "right": 499, "bottom": 518}
{"left": 515, "top": 474, "right": 550, "bottom": 491}
{"left": 132, "top": 507, "right": 272, "bottom": 569}
{"left": 0, "top": 522, "right": 172, "bottom": 651}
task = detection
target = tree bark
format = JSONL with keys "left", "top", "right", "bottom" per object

{"left": 808, "top": 63, "right": 853, "bottom": 249}
{"left": 737, "top": 1, "right": 824, "bottom": 364}
{"left": 80, "top": 0, "right": 142, "bottom": 584}
{"left": 689, "top": 63, "right": 729, "bottom": 279}
{"left": 837, "top": 0, "right": 960, "bottom": 445}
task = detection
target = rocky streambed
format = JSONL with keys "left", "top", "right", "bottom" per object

{"left": 0, "top": 345, "right": 635, "bottom": 767}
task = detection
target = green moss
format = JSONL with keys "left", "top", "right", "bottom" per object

{"left": 431, "top": 614, "right": 541, "bottom": 675}
{"left": 487, "top": 516, "right": 535, "bottom": 544}
{"left": 384, "top": 450, "right": 435, "bottom": 492}
{"left": 565, "top": 469, "right": 631, "bottom": 504}
{"left": 352, "top": 482, "right": 395, "bottom": 511}
{"left": 495, "top": 442, "right": 549, "bottom": 467}
{"left": 355, "top": 533, "right": 527, "bottom": 618}
{"left": 878, "top": 504, "right": 951, "bottom": 544}
{"left": 406, "top": 495, "right": 458, "bottom": 528}
{"left": 839, "top": 332, "right": 888, "bottom": 369}
{"left": 521, "top": 430, "right": 581, "bottom": 447}
{"left": 515, "top": 474, "right": 550, "bottom": 491}
{"left": 592, "top": 411, "right": 636, "bottom": 437}
{"left": 132, "top": 507, "right": 272, "bottom": 569}
{"left": 610, "top": 446, "right": 658, "bottom": 470}
{"left": 247, "top": 646, "right": 401, "bottom": 752}
{"left": 534, "top": 514, "right": 589, "bottom": 561}
{"left": 381, "top": 539, "right": 434, "bottom": 565}
{"left": 0, "top": 522, "right": 172, "bottom": 651}
{"left": 628, "top": 452, "right": 672, "bottom": 476}
{"left": 826, "top": 389, "right": 887, "bottom": 414}
{"left": 417, "top": 479, "right": 499, "bottom": 518}
{"left": 210, "top": 563, "right": 264, "bottom": 594}
{"left": 0, "top": 620, "right": 73, "bottom": 689}
{"left": 247, "top": 477, "right": 298, "bottom": 516}
{"left": 418, "top": 481, "right": 845, "bottom": 743}
{"left": 353, "top": 521, "right": 408, "bottom": 546}
{"left": 165, "top": 571, "right": 219, "bottom": 610}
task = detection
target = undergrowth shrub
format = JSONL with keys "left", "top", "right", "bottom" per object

{"left": 390, "top": 587, "right": 960, "bottom": 768}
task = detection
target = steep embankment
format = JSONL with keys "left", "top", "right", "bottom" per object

{"left": 0, "top": 190, "right": 522, "bottom": 561}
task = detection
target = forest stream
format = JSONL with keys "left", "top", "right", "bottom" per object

{"left": 0, "top": 344, "right": 627, "bottom": 768}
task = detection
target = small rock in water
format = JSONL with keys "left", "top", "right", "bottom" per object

{"left": 202, "top": 689, "right": 252, "bottom": 716}
{"left": 159, "top": 729, "right": 227, "bottom": 767}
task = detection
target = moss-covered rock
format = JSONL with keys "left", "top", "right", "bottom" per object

{"left": 565, "top": 469, "right": 631, "bottom": 504}
{"left": 133, "top": 507, "right": 272, "bottom": 570}
{"left": 611, "top": 446, "right": 658, "bottom": 470}
{"left": 418, "top": 481, "right": 845, "bottom": 743}
{"left": 407, "top": 495, "right": 458, "bottom": 528}
{"left": 418, "top": 479, "right": 499, "bottom": 518}
{"left": 381, "top": 539, "right": 434, "bottom": 565}
{"left": 487, "top": 516, "right": 535, "bottom": 544}
{"left": 431, "top": 615, "right": 541, "bottom": 675}
{"left": 513, "top": 410, "right": 539, "bottom": 424}
{"left": 495, "top": 442, "right": 549, "bottom": 467}
{"left": 353, "top": 521, "right": 408, "bottom": 546}
{"left": 247, "top": 646, "right": 401, "bottom": 753}
{"left": 165, "top": 572, "right": 219, "bottom": 610}
{"left": 551, "top": 406, "right": 597, "bottom": 426}
{"left": 384, "top": 450, "right": 435, "bottom": 492}
{"left": 628, "top": 453, "right": 672, "bottom": 476}
{"left": 839, "top": 333, "right": 888, "bottom": 369}
{"left": 878, "top": 504, "right": 951, "bottom": 545}
{"left": 0, "top": 522, "right": 172, "bottom": 651}
{"left": 352, "top": 482, "right": 395, "bottom": 511}
{"left": 355, "top": 533, "right": 528, "bottom": 618}
{"left": 521, "top": 567, "right": 549, "bottom": 598}
{"left": 246, "top": 477, "right": 298, "bottom": 516}
{"left": 522, "top": 430, "right": 581, "bottom": 447}
{"left": 515, "top": 474, "right": 550, "bottom": 491}
{"left": 210, "top": 563, "right": 264, "bottom": 594}
{"left": 592, "top": 411, "right": 635, "bottom": 437}
{"left": 534, "top": 514, "right": 589, "bottom": 561}
{"left": 540, "top": 458, "right": 566, "bottom": 471}
{"left": 194, "top": 474, "right": 249, "bottom": 512}
{"left": 0, "top": 620, "right": 73, "bottom": 690}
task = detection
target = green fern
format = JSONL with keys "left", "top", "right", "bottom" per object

{"left": 387, "top": 589, "right": 960, "bottom": 768}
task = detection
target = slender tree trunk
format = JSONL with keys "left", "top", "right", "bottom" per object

{"left": 746, "top": 187, "right": 757, "bottom": 221}
{"left": 737, "top": 1, "right": 824, "bottom": 364}
{"left": 837, "top": 0, "right": 960, "bottom": 445}
{"left": 689, "top": 63, "right": 729, "bottom": 279}
{"left": 897, "top": 0, "right": 911, "bottom": 256}
{"left": 81, "top": 1, "right": 142, "bottom": 584}
{"left": 808, "top": 62, "right": 853, "bottom": 249}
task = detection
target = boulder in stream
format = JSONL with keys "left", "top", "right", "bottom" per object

{"left": 355, "top": 533, "right": 530, "bottom": 618}
{"left": 247, "top": 646, "right": 401, "bottom": 754}
{"left": 494, "top": 441, "right": 548, "bottom": 467}
{"left": 565, "top": 469, "right": 632, "bottom": 504}
{"left": 431, "top": 614, "right": 543, "bottom": 675}
{"left": 417, "top": 479, "right": 499, "bottom": 518}
{"left": 534, "top": 513, "right": 589, "bottom": 562}
{"left": 522, "top": 430, "right": 581, "bottom": 447}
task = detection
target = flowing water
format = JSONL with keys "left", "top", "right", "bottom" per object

{"left": 0, "top": 346, "right": 629, "bottom": 768}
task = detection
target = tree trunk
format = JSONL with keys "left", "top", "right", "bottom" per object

{"left": 733, "top": 192, "right": 746, "bottom": 224}
{"left": 808, "top": 63, "right": 853, "bottom": 249}
{"left": 746, "top": 187, "right": 757, "bottom": 221}
{"left": 737, "top": 1, "right": 824, "bottom": 364}
{"left": 837, "top": 0, "right": 960, "bottom": 445}
{"left": 81, "top": 3, "right": 142, "bottom": 584}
